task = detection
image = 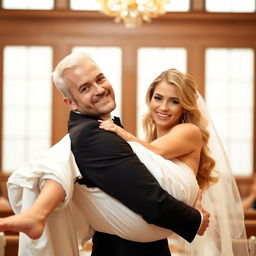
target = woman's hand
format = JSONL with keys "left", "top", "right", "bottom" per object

{"left": 99, "top": 120, "right": 162, "bottom": 156}
{"left": 98, "top": 120, "right": 133, "bottom": 141}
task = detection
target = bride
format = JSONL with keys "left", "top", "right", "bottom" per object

{"left": 98, "top": 68, "right": 249, "bottom": 255}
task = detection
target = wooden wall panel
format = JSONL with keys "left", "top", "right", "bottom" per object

{"left": 52, "top": 44, "right": 71, "bottom": 144}
{"left": 254, "top": 49, "right": 256, "bottom": 172}
{"left": 191, "top": 0, "right": 205, "bottom": 11}
{"left": 121, "top": 45, "right": 138, "bottom": 134}
{"left": 187, "top": 46, "right": 205, "bottom": 95}
{"left": 0, "top": 46, "right": 3, "bottom": 170}
{"left": 55, "top": 0, "right": 69, "bottom": 9}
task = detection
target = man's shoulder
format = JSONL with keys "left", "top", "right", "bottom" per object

{"left": 69, "top": 112, "right": 98, "bottom": 131}
{"left": 68, "top": 113, "right": 101, "bottom": 144}
{"left": 68, "top": 112, "right": 131, "bottom": 152}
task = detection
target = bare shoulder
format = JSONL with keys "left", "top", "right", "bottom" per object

{"left": 171, "top": 123, "right": 202, "bottom": 141}
{"left": 152, "top": 123, "right": 201, "bottom": 158}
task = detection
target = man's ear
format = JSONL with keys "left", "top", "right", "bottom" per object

{"left": 64, "top": 98, "right": 77, "bottom": 111}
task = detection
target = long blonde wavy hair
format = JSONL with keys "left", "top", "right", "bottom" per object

{"left": 143, "top": 68, "right": 217, "bottom": 190}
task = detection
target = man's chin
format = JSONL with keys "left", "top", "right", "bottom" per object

{"left": 111, "top": 103, "right": 116, "bottom": 111}
{"left": 98, "top": 104, "right": 116, "bottom": 118}
{"left": 102, "top": 102, "right": 116, "bottom": 112}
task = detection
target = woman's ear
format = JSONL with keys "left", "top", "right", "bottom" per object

{"left": 64, "top": 98, "right": 77, "bottom": 111}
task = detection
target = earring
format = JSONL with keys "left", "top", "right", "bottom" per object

{"left": 181, "top": 113, "right": 186, "bottom": 123}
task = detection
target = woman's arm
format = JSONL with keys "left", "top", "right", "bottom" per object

{"left": 98, "top": 119, "right": 158, "bottom": 151}
{"left": 98, "top": 120, "right": 201, "bottom": 160}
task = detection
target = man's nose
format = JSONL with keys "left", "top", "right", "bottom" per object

{"left": 93, "top": 83, "right": 105, "bottom": 94}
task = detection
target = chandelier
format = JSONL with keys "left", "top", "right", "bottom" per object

{"left": 96, "top": 0, "right": 171, "bottom": 28}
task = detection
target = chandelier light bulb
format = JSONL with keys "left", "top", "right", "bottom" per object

{"left": 96, "top": 0, "right": 171, "bottom": 28}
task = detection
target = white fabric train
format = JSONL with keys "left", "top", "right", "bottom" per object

{"left": 7, "top": 134, "right": 199, "bottom": 256}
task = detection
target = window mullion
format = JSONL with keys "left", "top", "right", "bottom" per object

{"left": 54, "top": 0, "right": 69, "bottom": 10}
{"left": 190, "top": 0, "right": 205, "bottom": 11}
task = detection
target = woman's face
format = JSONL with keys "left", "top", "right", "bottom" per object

{"left": 149, "top": 81, "right": 184, "bottom": 132}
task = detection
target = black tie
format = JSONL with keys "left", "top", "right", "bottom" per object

{"left": 112, "top": 116, "right": 123, "bottom": 128}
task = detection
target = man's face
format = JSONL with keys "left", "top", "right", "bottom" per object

{"left": 63, "top": 59, "right": 116, "bottom": 119}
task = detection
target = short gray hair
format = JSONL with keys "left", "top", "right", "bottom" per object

{"left": 52, "top": 52, "right": 92, "bottom": 98}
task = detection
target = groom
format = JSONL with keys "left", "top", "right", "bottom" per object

{"left": 52, "top": 52, "right": 210, "bottom": 256}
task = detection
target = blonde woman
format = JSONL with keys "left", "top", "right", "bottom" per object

{"left": 99, "top": 68, "right": 249, "bottom": 256}
{"left": 100, "top": 68, "right": 216, "bottom": 191}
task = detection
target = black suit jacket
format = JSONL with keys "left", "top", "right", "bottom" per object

{"left": 68, "top": 112, "right": 201, "bottom": 253}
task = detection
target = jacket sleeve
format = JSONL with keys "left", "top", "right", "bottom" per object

{"left": 70, "top": 120, "right": 201, "bottom": 242}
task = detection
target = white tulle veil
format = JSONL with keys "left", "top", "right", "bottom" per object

{"left": 175, "top": 93, "right": 249, "bottom": 256}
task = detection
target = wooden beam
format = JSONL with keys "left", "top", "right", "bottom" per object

{"left": 0, "top": 204, "right": 14, "bottom": 218}
{"left": 245, "top": 220, "right": 256, "bottom": 237}
{"left": 55, "top": 0, "right": 69, "bottom": 10}
{"left": 254, "top": 49, "right": 256, "bottom": 175}
{"left": 121, "top": 45, "right": 138, "bottom": 135}
{"left": 0, "top": 45, "right": 3, "bottom": 171}
{"left": 190, "top": 0, "right": 205, "bottom": 11}
{"left": 0, "top": 10, "right": 255, "bottom": 40}
{"left": 245, "top": 210, "right": 256, "bottom": 220}
{"left": 5, "top": 235, "right": 19, "bottom": 256}
{"left": 51, "top": 44, "right": 71, "bottom": 145}
{"left": 187, "top": 45, "right": 205, "bottom": 96}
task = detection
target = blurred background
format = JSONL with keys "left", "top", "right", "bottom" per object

{"left": 0, "top": 0, "right": 255, "bottom": 255}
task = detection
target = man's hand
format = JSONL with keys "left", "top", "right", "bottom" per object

{"left": 194, "top": 189, "right": 210, "bottom": 236}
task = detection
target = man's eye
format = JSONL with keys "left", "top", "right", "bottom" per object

{"left": 81, "top": 87, "right": 89, "bottom": 93}
{"left": 97, "top": 76, "right": 106, "bottom": 83}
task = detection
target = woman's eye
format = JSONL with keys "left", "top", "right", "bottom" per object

{"left": 153, "top": 95, "right": 162, "bottom": 101}
{"left": 169, "top": 99, "right": 179, "bottom": 104}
